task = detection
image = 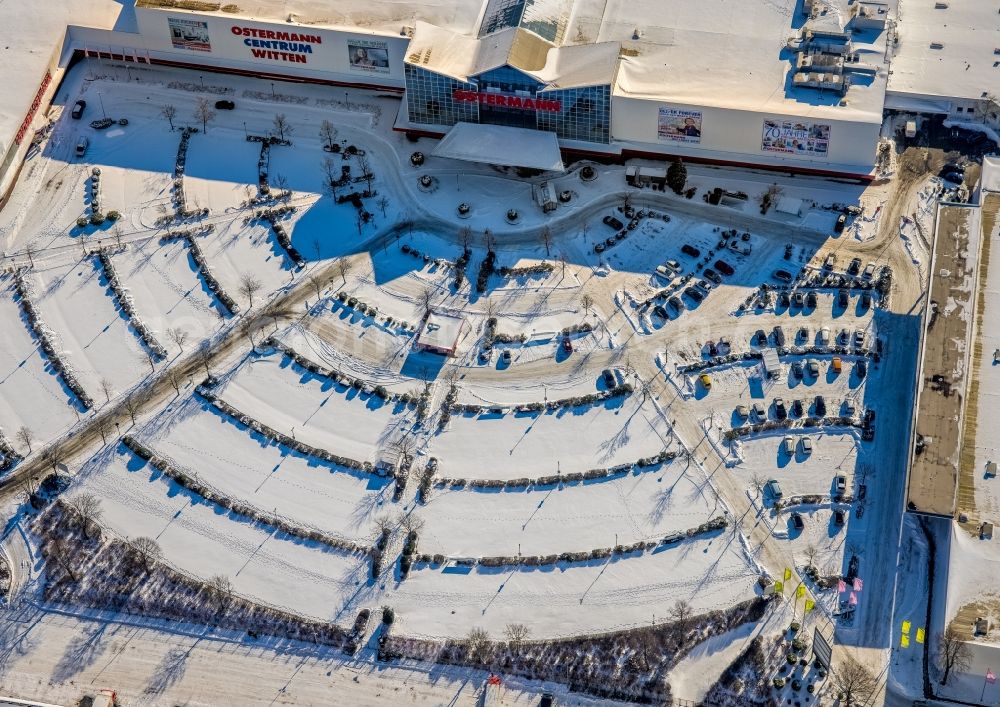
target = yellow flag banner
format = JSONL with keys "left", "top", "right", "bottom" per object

{"left": 901, "top": 634, "right": 910, "bottom": 648}
{"left": 916, "top": 628, "right": 925, "bottom": 644}
{"left": 902, "top": 620, "right": 912, "bottom": 635}
{"left": 784, "top": 568, "right": 792, "bottom": 581}
{"left": 797, "top": 584, "right": 806, "bottom": 598}
{"left": 804, "top": 599, "right": 816, "bottom": 613}
{"left": 774, "top": 581, "right": 784, "bottom": 594}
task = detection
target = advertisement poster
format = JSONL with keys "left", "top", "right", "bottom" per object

{"left": 761, "top": 119, "right": 830, "bottom": 156}
{"left": 169, "top": 18, "right": 212, "bottom": 52}
{"left": 347, "top": 39, "right": 390, "bottom": 73}
{"left": 657, "top": 107, "right": 703, "bottom": 143}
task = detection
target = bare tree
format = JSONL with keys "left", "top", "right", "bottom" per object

{"left": 24, "top": 242, "right": 36, "bottom": 268}
{"left": 466, "top": 627, "right": 491, "bottom": 662}
{"left": 396, "top": 509, "right": 424, "bottom": 536}
{"left": 43, "top": 445, "right": 64, "bottom": 474}
{"left": 198, "top": 344, "right": 213, "bottom": 379}
{"left": 112, "top": 225, "right": 124, "bottom": 250}
{"left": 96, "top": 420, "right": 111, "bottom": 445}
{"left": 377, "top": 195, "right": 389, "bottom": 218}
{"left": 238, "top": 273, "right": 262, "bottom": 308}
{"left": 418, "top": 286, "right": 435, "bottom": 317}
{"left": 160, "top": 104, "right": 177, "bottom": 131}
{"left": 273, "top": 173, "right": 290, "bottom": 202}
{"left": 804, "top": 544, "right": 819, "bottom": 570}
{"left": 99, "top": 377, "right": 115, "bottom": 404}
{"left": 167, "top": 368, "right": 183, "bottom": 397}
{"left": 206, "top": 573, "right": 233, "bottom": 611}
{"left": 831, "top": 656, "right": 877, "bottom": 705}
{"left": 540, "top": 226, "right": 553, "bottom": 257}
{"left": 242, "top": 320, "right": 257, "bottom": 347}
{"left": 458, "top": 226, "right": 472, "bottom": 252}
{"left": 123, "top": 395, "right": 141, "bottom": 425}
{"left": 319, "top": 119, "right": 338, "bottom": 150}
{"left": 483, "top": 298, "right": 499, "bottom": 320}
{"left": 46, "top": 536, "right": 78, "bottom": 582}
{"left": 68, "top": 493, "right": 103, "bottom": 539}
{"left": 320, "top": 156, "right": 339, "bottom": 201}
{"left": 373, "top": 515, "right": 394, "bottom": 539}
{"left": 483, "top": 228, "right": 494, "bottom": 252}
{"left": 194, "top": 97, "right": 215, "bottom": 134}
{"left": 167, "top": 327, "right": 189, "bottom": 352}
{"left": 581, "top": 293, "right": 594, "bottom": 313}
{"left": 18, "top": 476, "right": 39, "bottom": 506}
{"left": 670, "top": 599, "right": 694, "bottom": 634}
{"left": 356, "top": 154, "right": 374, "bottom": 193}
{"left": 272, "top": 113, "right": 292, "bottom": 142}
{"left": 15, "top": 426, "right": 33, "bottom": 454}
{"left": 336, "top": 257, "right": 352, "bottom": 285}
{"left": 308, "top": 275, "right": 323, "bottom": 299}
{"left": 939, "top": 626, "right": 973, "bottom": 685}
{"left": 981, "top": 92, "right": 999, "bottom": 125}
{"left": 504, "top": 623, "right": 530, "bottom": 651}
{"left": 128, "top": 536, "right": 162, "bottom": 572}
{"left": 750, "top": 472, "right": 766, "bottom": 498}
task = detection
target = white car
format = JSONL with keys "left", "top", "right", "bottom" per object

{"left": 75, "top": 136, "right": 89, "bottom": 157}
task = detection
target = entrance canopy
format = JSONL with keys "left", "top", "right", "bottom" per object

{"left": 432, "top": 122, "right": 564, "bottom": 172}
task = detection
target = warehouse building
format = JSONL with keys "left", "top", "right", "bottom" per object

{"left": 5, "top": 0, "right": 994, "bottom": 192}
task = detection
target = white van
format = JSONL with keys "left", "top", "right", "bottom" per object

{"left": 75, "top": 136, "right": 89, "bottom": 157}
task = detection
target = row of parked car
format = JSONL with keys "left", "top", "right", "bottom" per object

{"left": 735, "top": 393, "right": 862, "bottom": 421}
{"left": 752, "top": 324, "right": 869, "bottom": 350}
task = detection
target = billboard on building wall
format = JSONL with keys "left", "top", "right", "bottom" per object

{"left": 657, "top": 107, "right": 702, "bottom": 143}
{"left": 761, "top": 119, "right": 830, "bottom": 156}
{"left": 168, "top": 18, "right": 212, "bottom": 52}
{"left": 347, "top": 39, "right": 390, "bottom": 73}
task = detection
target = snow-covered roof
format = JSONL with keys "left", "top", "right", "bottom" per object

{"left": 0, "top": 0, "right": 123, "bottom": 157}
{"left": 888, "top": 0, "right": 1000, "bottom": 102}
{"left": 416, "top": 311, "right": 467, "bottom": 353}
{"left": 602, "top": 0, "right": 891, "bottom": 122}
{"left": 432, "top": 122, "right": 565, "bottom": 171}
{"left": 135, "top": 0, "right": 484, "bottom": 37}
{"left": 405, "top": 21, "right": 618, "bottom": 89}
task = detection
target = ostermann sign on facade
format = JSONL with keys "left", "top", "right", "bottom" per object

{"left": 452, "top": 89, "right": 561, "bottom": 112}
{"left": 230, "top": 25, "right": 323, "bottom": 64}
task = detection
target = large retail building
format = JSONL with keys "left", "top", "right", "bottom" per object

{"left": 0, "top": 0, "right": 996, "bottom": 190}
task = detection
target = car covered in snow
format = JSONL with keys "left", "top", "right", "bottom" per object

{"left": 766, "top": 479, "right": 783, "bottom": 498}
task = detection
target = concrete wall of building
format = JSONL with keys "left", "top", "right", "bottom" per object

{"left": 611, "top": 95, "right": 880, "bottom": 175}
{"left": 70, "top": 9, "right": 409, "bottom": 89}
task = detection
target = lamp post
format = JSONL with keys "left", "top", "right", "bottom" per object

{"left": 271, "top": 82, "right": 276, "bottom": 98}
{"left": 98, "top": 92, "right": 107, "bottom": 120}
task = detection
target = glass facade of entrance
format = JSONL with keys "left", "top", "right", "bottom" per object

{"left": 404, "top": 63, "right": 611, "bottom": 144}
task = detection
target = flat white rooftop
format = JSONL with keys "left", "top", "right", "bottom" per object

{"left": 432, "top": 122, "right": 565, "bottom": 172}
{"left": 889, "top": 0, "right": 1000, "bottom": 103}
{"left": 416, "top": 311, "right": 467, "bottom": 353}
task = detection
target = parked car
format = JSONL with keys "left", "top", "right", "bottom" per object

{"left": 818, "top": 327, "right": 831, "bottom": 345}
{"left": 71, "top": 100, "right": 86, "bottom": 119}
{"left": 215, "top": 99, "right": 236, "bottom": 110}
{"left": 837, "top": 328, "right": 850, "bottom": 346}
{"left": 797, "top": 326, "right": 810, "bottom": 343}
{"left": 666, "top": 259, "right": 682, "bottom": 273}
{"left": 823, "top": 253, "right": 836, "bottom": 270}
{"left": 831, "top": 356, "right": 842, "bottom": 374}
{"left": 754, "top": 329, "right": 768, "bottom": 346}
{"left": 856, "top": 360, "right": 867, "bottom": 379}
{"left": 791, "top": 399, "right": 804, "bottom": 417}
{"left": 783, "top": 436, "right": 795, "bottom": 455}
{"left": 696, "top": 278, "right": 712, "bottom": 292}
{"left": 790, "top": 361, "right": 803, "bottom": 379}
{"left": 774, "top": 398, "right": 787, "bottom": 420}
{"left": 838, "top": 289, "right": 849, "bottom": 307}
{"left": 501, "top": 350, "right": 512, "bottom": 364}
{"left": 863, "top": 262, "right": 877, "bottom": 279}
{"left": 685, "top": 286, "right": 704, "bottom": 303}
{"left": 791, "top": 513, "right": 804, "bottom": 531}
{"left": 540, "top": 693, "right": 554, "bottom": 707}
{"left": 778, "top": 291, "right": 790, "bottom": 307}
{"left": 561, "top": 337, "right": 573, "bottom": 353}
{"left": 668, "top": 296, "right": 683, "bottom": 312}
{"left": 714, "top": 259, "right": 735, "bottom": 276}
{"left": 752, "top": 401, "right": 766, "bottom": 420}
{"left": 854, "top": 329, "right": 866, "bottom": 348}
{"left": 807, "top": 360, "right": 820, "bottom": 377}
{"left": 834, "top": 509, "right": 846, "bottom": 526}
{"left": 792, "top": 291, "right": 805, "bottom": 308}
{"left": 704, "top": 268, "right": 721, "bottom": 284}
{"left": 800, "top": 437, "right": 813, "bottom": 455}
{"left": 848, "top": 257, "right": 862, "bottom": 275}
{"left": 773, "top": 269, "right": 793, "bottom": 283}
{"left": 75, "top": 136, "right": 89, "bottom": 156}
{"left": 834, "top": 474, "right": 848, "bottom": 496}
{"left": 653, "top": 304, "right": 668, "bottom": 319}
{"left": 735, "top": 404, "right": 749, "bottom": 420}
{"left": 772, "top": 325, "right": 785, "bottom": 346}
{"left": 681, "top": 244, "right": 701, "bottom": 258}
{"left": 806, "top": 290, "right": 818, "bottom": 308}
{"left": 814, "top": 395, "right": 826, "bottom": 416}
{"left": 861, "top": 290, "right": 873, "bottom": 309}
{"left": 843, "top": 399, "right": 857, "bottom": 416}
{"left": 594, "top": 242, "right": 606, "bottom": 253}
{"left": 603, "top": 215, "right": 624, "bottom": 230}
{"left": 766, "top": 479, "right": 783, "bottom": 498}
{"left": 655, "top": 265, "right": 673, "bottom": 281}
{"left": 698, "top": 372, "right": 712, "bottom": 389}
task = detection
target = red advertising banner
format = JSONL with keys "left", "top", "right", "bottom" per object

{"left": 452, "top": 89, "right": 560, "bottom": 113}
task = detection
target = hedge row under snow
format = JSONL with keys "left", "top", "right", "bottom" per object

{"left": 13, "top": 271, "right": 93, "bottom": 409}
{"left": 185, "top": 237, "right": 240, "bottom": 315}
{"left": 449, "top": 383, "right": 633, "bottom": 416}
{"left": 96, "top": 250, "right": 167, "bottom": 358}
{"left": 122, "top": 434, "right": 369, "bottom": 556}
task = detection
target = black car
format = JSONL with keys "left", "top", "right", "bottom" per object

{"left": 704, "top": 268, "right": 722, "bottom": 284}
{"left": 773, "top": 269, "right": 793, "bottom": 283}
{"left": 791, "top": 399, "right": 803, "bottom": 417}
{"left": 856, "top": 360, "right": 867, "bottom": 379}
{"left": 848, "top": 257, "right": 861, "bottom": 275}
{"left": 70, "top": 100, "right": 86, "bottom": 119}
{"left": 540, "top": 694, "right": 554, "bottom": 707}
{"left": 778, "top": 291, "right": 790, "bottom": 307}
{"left": 668, "top": 296, "right": 683, "bottom": 312}
{"left": 602, "top": 369, "right": 617, "bottom": 388}
{"left": 714, "top": 259, "right": 734, "bottom": 276}
{"left": 603, "top": 215, "right": 624, "bottom": 231}
{"left": 791, "top": 513, "right": 804, "bottom": 531}
{"left": 774, "top": 398, "right": 787, "bottom": 420}
{"left": 834, "top": 509, "right": 845, "bottom": 526}
{"left": 594, "top": 242, "right": 606, "bottom": 253}
{"left": 838, "top": 289, "right": 849, "bottom": 307}
{"left": 806, "top": 290, "right": 818, "bottom": 308}
{"left": 684, "top": 286, "right": 704, "bottom": 303}
{"left": 814, "top": 395, "right": 826, "bottom": 417}
{"left": 653, "top": 304, "right": 668, "bottom": 319}
{"left": 772, "top": 325, "right": 785, "bottom": 346}
{"left": 605, "top": 237, "right": 615, "bottom": 247}
{"left": 215, "top": 99, "right": 236, "bottom": 110}
{"left": 681, "top": 244, "right": 701, "bottom": 258}
{"left": 861, "top": 290, "right": 872, "bottom": 309}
